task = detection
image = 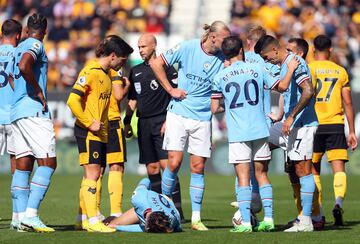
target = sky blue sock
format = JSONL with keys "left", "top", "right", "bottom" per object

{"left": 259, "top": 184, "right": 273, "bottom": 219}
{"left": 12, "top": 170, "right": 30, "bottom": 214}
{"left": 27, "top": 166, "right": 54, "bottom": 211}
{"left": 250, "top": 161, "right": 259, "bottom": 194}
{"left": 10, "top": 176, "right": 18, "bottom": 215}
{"left": 300, "top": 174, "right": 315, "bottom": 217}
{"left": 237, "top": 186, "right": 252, "bottom": 223}
{"left": 235, "top": 177, "right": 238, "bottom": 195}
{"left": 161, "top": 167, "right": 176, "bottom": 196}
{"left": 190, "top": 173, "right": 204, "bottom": 212}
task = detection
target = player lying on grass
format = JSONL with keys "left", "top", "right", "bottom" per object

{"left": 107, "top": 178, "right": 182, "bottom": 233}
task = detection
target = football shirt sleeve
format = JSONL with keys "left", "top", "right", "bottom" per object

{"left": 294, "top": 61, "right": 311, "bottom": 86}
{"left": 160, "top": 41, "right": 185, "bottom": 67}
{"left": 341, "top": 67, "right": 350, "bottom": 89}
{"left": 211, "top": 73, "right": 223, "bottom": 99}
{"left": 110, "top": 68, "right": 124, "bottom": 85}
{"left": 263, "top": 65, "right": 280, "bottom": 90}
{"left": 25, "top": 39, "right": 44, "bottom": 61}
{"left": 67, "top": 68, "right": 94, "bottom": 127}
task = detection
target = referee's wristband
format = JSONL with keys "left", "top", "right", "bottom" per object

{"left": 123, "top": 116, "right": 131, "bottom": 125}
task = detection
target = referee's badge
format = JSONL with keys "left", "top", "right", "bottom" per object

{"left": 135, "top": 82, "right": 141, "bottom": 94}
{"left": 150, "top": 80, "right": 159, "bottom": 90}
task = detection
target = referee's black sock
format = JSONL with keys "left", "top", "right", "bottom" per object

{"left": 149, "top": 173, "right": 162, "bottom": 194}
{"left": 172, "top": 177, "right": 184, "bottom": 220}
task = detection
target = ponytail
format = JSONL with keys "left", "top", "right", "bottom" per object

{"left": 201, "top": 21, "right": 230, "bottom": 42}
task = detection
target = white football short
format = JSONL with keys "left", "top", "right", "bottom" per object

{"left": 229, "top": 138, "right": 271, "bottom": 164}
{"left": 287, "top": 126, "right": 317, "bottom": 161}
{"left": 0, "top": 124, "right": 15, "bottom": 155}
{"left": 163, "top": 111, "right": 211, "bottom": 158}
{"left": 12, "top": 117, "right": 56, "bottom": 159}
{"left": 268, "top": 122, "right": 288, "bottom": 150}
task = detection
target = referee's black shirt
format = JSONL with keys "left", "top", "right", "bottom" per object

{"left": 128, "top": 62, "right": 177, "bottom": 118}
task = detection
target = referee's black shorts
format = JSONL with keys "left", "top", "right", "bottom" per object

{"left": 138, "top": 114, "right": 167, "bottom": 164}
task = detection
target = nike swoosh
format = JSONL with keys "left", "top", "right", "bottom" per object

{"left": 135, "top": 73, "right": 142, "bottom": 76}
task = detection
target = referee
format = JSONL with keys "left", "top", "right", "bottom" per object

{"left": 124, "top": 33, "right": 184, "bottom": 220}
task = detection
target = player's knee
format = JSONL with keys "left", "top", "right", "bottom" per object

{"left": 190, "top": 162, "right": 204, "bottom": 174}
{"left": 16, "top": 156, "right": 35, "bottom": 171}
{"left": 38, "top": 157, "right": 57, "bottom": 170}
{"left": 109, "top": 163, "right": 124, "bottom": 172}
{"left": 167, "top": 159, "right": 181, "bottom": 172}
{"left": 84, "top": 165, "right": 102, "bottom": 180}
{"left": 146, "top": 162, "right": 160, "bottom": 175}
{"left": 295, "top": 164, "right": 311, "bottom": 177}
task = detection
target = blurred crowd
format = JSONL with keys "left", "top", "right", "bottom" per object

{"left": 1, "top": 0, "right": 360, "bottom": 91}
{"left": 230, "top": 0, "right": 360, "bottom": 81}
{"left": 0, "top": 0, "right": 171, "bottom": 90}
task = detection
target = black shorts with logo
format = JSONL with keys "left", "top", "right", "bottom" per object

{"left": 138, "top": 114, "right": 167, "bottom": 164}
{"left": 75, "top": 124, "right": 107, "bottom": 166}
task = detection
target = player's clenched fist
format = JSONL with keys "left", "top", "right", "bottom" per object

{"left": 169, "top": 88, "right": 186, "bottom": 99}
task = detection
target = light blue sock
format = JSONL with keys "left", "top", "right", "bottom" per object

{"left": 10, "top": 176, "right": 18, "bottom": 218}
{"left": 235, "top": 177, "right": 238, "bottom": 195}
{"left": 237, "top": 186, "right": 252, "bottom": 224}
{"left": 12, "top": 170, "right": 31, "bottom": 217}
{"left": 190, "top": 173, "right": 204, "bottom": 212}
{"left": 300, "top": 174, "right": 315, "bottom": 217}
{"left": 116, "top": 224, "right": 144, "bottom": 232}
{"left": 250, "top": 161, "right": 259, "bottom": 194}
{"left": 161, "top": 167, "right": 177, "bottom": 197}
{"left": 26, "top": 166, "right": 54, "bottom": 214}
{"left": 259, "top": 184, "right": 273, "bottom": 219}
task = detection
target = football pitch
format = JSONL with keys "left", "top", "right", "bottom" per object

{"left": 0, "top": 174, "right": 359, "bottom": 243}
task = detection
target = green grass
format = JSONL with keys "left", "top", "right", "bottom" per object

{"left": 0, "top": 174, "right": 359, "bottom": 243}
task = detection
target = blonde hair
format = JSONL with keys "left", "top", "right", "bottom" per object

{"left": 247, "top": 25, "right": 266, "bottom": 43}
{"left": 201, "top": 21, "right": 230, "bottom": 42}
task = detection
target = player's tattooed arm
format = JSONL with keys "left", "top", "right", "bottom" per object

{"left": 211, "top": 98, "right": 225, "bottom": 114}
{"left": 282, "top": 79, "right": 314, "bottom": 135}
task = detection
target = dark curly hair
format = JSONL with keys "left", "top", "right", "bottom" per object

{"left": 27, "top": 13, "right": 47, "bottom": 31}
{"left": 145, "top": 211, "right": 174, "bottom": 233}
{"left": 95, "top": 35, "right": 134, "bottom": 58}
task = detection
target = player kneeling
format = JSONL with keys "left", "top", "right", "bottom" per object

{"left": 107, "top": 178, "right": 182, "bottom": 233}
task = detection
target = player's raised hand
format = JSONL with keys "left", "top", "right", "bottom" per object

{"left": 282, "top": 116, "right": 294, "bottom": 136}
{"left": 347, "top": 132, "right": 358, "bottom": 151}
{"left": 170, "top": 88, "right": 186, "bottom": 100}
{"left": 88, "top": 119, "right": 101, "bottom": 133}
{"left": 288, "top": 56, "right": 300, "bottom": 71}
